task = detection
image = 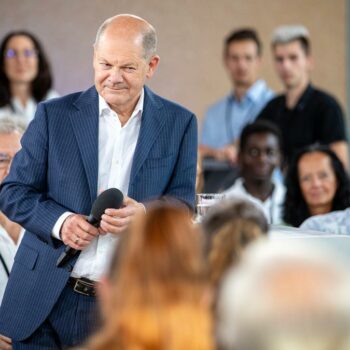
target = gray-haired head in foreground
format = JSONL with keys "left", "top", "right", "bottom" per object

{"left": 94, "top": 14, "right": 157, "bottom": 60}
{"left": 272, "top": 25, "right": 311, "bottom": 54}
{"left": 0, "top": 116, "right": 26, "bottom": 135}
{"left": 216, "top": 239, "right": 350, "bottom": 350}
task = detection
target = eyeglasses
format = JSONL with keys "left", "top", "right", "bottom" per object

{"left": 4, "top": 48, "right": 38, "bottom": 59}
{"left": 0, "top": 153, "right": 12, "bottom": 169}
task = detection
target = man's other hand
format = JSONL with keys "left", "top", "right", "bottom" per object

{"left": 99, "top": 196, "right": 145, "bottom": 235}
{"left": 0, "top": 334, "right": 12, "bottom": 350}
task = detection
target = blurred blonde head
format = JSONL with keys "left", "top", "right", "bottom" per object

{"left": 87, "top": 204, "right": 214, "bottom": 350}
{"left": 202, "top": 199, "right": 268, "bottom": 289}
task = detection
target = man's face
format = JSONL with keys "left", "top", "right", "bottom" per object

{"left": 239, "top": 132, "right": 280, "bottom": 182}
{"left": 0, "top": 131, "right": 22, "bottom": 183}
{"left": 273, "top": 40, "right": 311, "bottom": 89}
{"left": 224, "top": 40, "right": 261, "bottom": 88}
{"left": 93, "top": 30, "right": 159, "bottom": 113}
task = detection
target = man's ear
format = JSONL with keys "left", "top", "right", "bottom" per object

{"left": 146, "top": 55, "right": 160, "bottom": 79}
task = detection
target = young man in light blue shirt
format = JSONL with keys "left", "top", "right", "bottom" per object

{"left": 200, "top": 29, "right": 274, "bottom": 165}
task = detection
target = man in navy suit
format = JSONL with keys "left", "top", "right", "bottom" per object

{"left": 0, "top": 14, "right": 197, "bottom": 349}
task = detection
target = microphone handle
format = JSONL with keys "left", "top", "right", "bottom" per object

{"left": 56, "top": 215, "right": 100, "bottom": 267}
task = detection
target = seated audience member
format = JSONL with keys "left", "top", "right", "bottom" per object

{"left": 202, "top": 199, "right": 268, "bottom": 291}
{"left": 216, "top": 240, "right": 350, "bottom": 350}
{"left": 284, "top": 144, "right": 350, "bottom": 227}
{"left": 0, "top": 117, "right": 25, "bottom": 350}
{"left": 84, "top": 205, "right": 214, "bottom": 350}
{"left": 300, "top": 207, "right": 350, "bottom": 234}
{"left": 0, "top": 31, "right": 58, "bottom": 122}
{"left": 258, "top": 25, "right": 348, "bottom": 168}
{"left": 222, "top": 120, "right": 285, "bottom": 224}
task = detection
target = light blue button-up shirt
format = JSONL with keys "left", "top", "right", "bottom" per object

{"left": 200, "top": 80, "right": 274, "bottom": 148}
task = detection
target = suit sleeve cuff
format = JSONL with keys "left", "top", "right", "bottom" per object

{"left": 52, "top": 212, "right": 73, "bottom": 240}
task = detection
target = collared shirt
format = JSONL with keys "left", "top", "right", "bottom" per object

{"left": 0, "top": 90, "right": 59, "bottom": 123}
{"left": 0, "top": 226, "right": 16, "bottom": 305}
{"left": 300, "top": 208, "right": 350, "bottom": 234}
{"left": 54, "top": 89, "right": 144, "bottom": 281}
{"left": 258, "top": 84, "right": 346, "bottom": 166}
{"left": 200, "top": 80, "right": 274, "bottom": 148}
{"left": 222, "top": 177, "right": 286, "bottom": 224}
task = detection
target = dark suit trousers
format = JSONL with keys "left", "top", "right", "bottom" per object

{"left": 13, "top": 283, "right": 98, "bottom": 350}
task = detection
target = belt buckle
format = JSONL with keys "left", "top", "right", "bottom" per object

{"left": 73, "top": 278, "right": 95, "bottom": 297}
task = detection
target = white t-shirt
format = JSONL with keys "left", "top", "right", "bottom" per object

{"left": 222, "top": 177, "right": 286, "bottom": 224}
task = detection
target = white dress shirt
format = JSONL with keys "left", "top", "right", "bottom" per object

{"left": 0, "top": 226, "right": 16, "bottom": 305}
{"left": 53, "top": 89, "right": 144, "bottom": 280}
{"left": 222, "top": 177, "right": 286, "bottom": 224}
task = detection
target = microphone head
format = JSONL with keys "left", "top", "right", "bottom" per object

{"left": 91, "top": 188, "right": 124, "bottom": 221}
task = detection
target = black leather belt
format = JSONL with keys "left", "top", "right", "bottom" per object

{"left": 67, "top": 277, "right": 96, "bottom": 297}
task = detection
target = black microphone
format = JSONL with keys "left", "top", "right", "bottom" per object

{"left": 56, "top": 188, "right": 124, "bottom": 267}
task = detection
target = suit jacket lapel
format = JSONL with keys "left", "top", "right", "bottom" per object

{"left": 69, "top": 87, "right": 99, "bottom": 204}
{"left": 129, "top": 87, "right": 165, "bottom": 185}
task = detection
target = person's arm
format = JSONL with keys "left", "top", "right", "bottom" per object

{"left": 330, "top": 141, "right": 348, "bottom": 170}
{"left": 199, "top": 144, "right": 237, "bottom": 164}
{"left": 0, "top": 103, "right": 69, "bottom": 247}
{"left": 319, "top": 96, "right": 348, "bottom": 170}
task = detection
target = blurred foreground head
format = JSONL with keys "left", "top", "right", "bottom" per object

{"left": 89, "top": 204, "right": 214, "bottom": 350}
{"left": 202, "top": 199, "right": 268, "bottom": 289}
{"left": 216, "top": 240, "right": 350, "bottom": 350}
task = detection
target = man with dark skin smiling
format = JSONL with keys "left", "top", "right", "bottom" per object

{"left": 0, "top": 14, "right": 197, "bottom": 349}
{"left": 223, "top": 120, "right": 285, "bottom": 224}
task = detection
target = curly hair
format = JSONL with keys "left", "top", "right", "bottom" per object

{"left": 0, "top": 30, "right": 53, "bottom": 108}
{"left": 283, "top": 144, "right": 350, "bottom": 227}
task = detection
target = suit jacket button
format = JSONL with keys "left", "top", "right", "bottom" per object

{"left": 66, "top": 265, "right": 73, "bottom": 272}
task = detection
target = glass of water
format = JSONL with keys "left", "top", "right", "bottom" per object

{"left": 194, "top": 193, "right": 225, "bottom": 223}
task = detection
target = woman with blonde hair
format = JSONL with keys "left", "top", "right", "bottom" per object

{"left": 86, "top": 204, "right": 214, "bottom": 350}
{"left": 202, "top": 199, "right": 268, "bottom": 290}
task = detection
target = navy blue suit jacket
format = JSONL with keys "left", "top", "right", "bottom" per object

{"left": 0, "top": 86, "right": 197, "bottom": 340}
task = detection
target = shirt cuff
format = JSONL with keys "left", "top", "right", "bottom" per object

{"left": 52, "top": 212, "right": 74, "bottom": 240}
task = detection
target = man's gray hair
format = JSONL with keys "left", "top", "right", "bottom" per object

{"left": 94, "top": 14, "right": 157, "bottom": 60}
{"left": 0, "top": 116, "right": 26, "bottom": 135}
{"left": 216, "top": 239, "right": 350, "bottom": 350}
{"left": 272, "top": 25, "right": 310, "bottom": 46}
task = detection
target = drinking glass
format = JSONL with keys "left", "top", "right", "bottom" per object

{"left": 194, "top": 193, "right": 225, "bottom": 223}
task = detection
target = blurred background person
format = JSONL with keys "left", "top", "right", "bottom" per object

{"left": 222, "top": 120, "right": 284, "bottom": 224}
{"left": 258, "top": 25, "right": 348, "bottom": 169}
{"left": 200, "top": 28, "right": 274, "bottom": 192}
{"left": 202, "top": 199, "right": 268, "bottom": 292}
{"left": 0, "top": 117, "right": 25, "bottom": 350}
{"left": 283, "top": 144, "right": 350, "bottom": 227}
{"left": 0, "top": 31, "right": 58, "bottom": 122}
{"left": 216, "top": 239, "right": 350, "bottom": 350}
{"left": 85, "top": 205, "right": 214, "bottom": 350}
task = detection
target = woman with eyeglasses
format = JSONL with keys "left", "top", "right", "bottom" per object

{"left": 0, "top": 31, "right": 58, "bottom": 122}
{"left": 283, "top": 144, "right": 350, "bottom": 227}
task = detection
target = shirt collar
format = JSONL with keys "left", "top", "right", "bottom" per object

{"left": 231, "top": 79, "right": 268, "bottom": 103}
{"left": 284, "top": 83, "right": 313, "bottom": 112}
{"left": 98, "top": 88, "right": 144, "bottom": 120}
